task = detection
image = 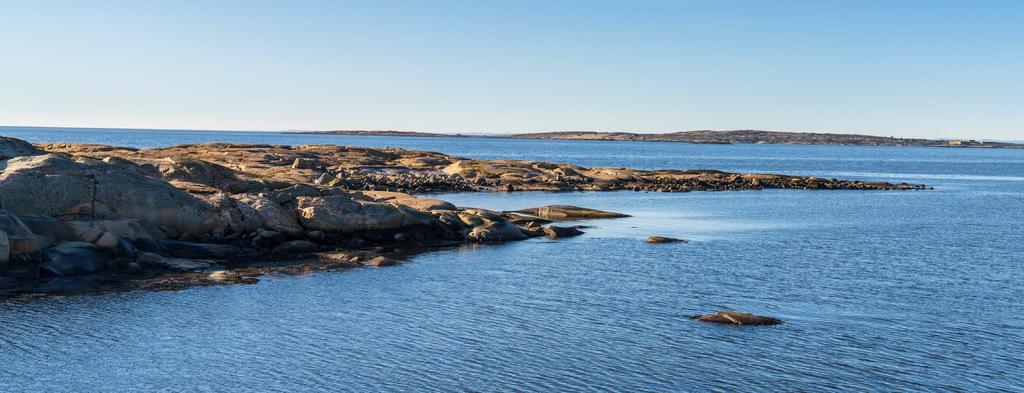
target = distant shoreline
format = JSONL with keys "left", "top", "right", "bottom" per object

{"left": 299, "top": 129, "right": 1024, "bottom": 149}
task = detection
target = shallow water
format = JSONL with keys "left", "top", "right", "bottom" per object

{"left": 1, "top": 126, "right": 1023, "bottom": 391}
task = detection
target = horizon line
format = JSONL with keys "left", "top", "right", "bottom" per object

{"left": 0, "top": 124, "right": 1019, "bottom": 143}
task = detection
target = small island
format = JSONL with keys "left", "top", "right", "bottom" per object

{"left": 0, "top": 136, "right": 924, "bottom": 300}
{"left": 304, "top": 129, "right": 1024, "bottom": 148}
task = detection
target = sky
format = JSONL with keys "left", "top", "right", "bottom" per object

{"left": 1, "top": 0, "right": 1022, "bottom": 140}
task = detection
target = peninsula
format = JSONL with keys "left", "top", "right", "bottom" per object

{"left": 0, "top": 136, "right": 924, "bottom": 300}
{"left": 305, "top": 129, "right": 1024, "bottom": 148}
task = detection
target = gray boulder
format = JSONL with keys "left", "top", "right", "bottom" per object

{"left": 40, "top": 242, "right": 115, "bottom": 276}
{"left": 137, "top": 252, "right": 215, "bottom": 272}
{"left": 543, "top": 225, "right": 584, "bottom": 239}
{"left": 274, "top": 240, "right": 319, "bottom": 255}
{"left": 0, "top": 154, "right": 218, "bottom": 236}
{"left": 237, "top": 196, "right": 304, "bottom": 237}
{"left": 466, "top": 221, "right": 527, "bottom": 242}
{"left": 156, "top": 240, "right": 253, "bottom": 259}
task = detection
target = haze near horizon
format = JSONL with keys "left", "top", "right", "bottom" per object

{"left": 2, "top": 0, "right": 1022, "bottom": 140}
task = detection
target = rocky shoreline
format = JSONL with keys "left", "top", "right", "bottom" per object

{"left": 1, "top": 136, "right": 925, "bottom": 301}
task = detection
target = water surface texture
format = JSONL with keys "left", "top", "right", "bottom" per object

{"left": 1, "top": 127, "right": 1022, "bottom": 391}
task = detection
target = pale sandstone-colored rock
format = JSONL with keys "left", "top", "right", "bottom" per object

{"left": 690, "top": 311, "right": 783, "bottom": 326}
{"left": 645, "top": 236, "right": 686, "bottom": 244}
{"left": 514, "top": 205, "right": 630, "bottom": 220}
{"left": 360, "top": 191, "right": 456, "bottom": 211}
{"left": 295, "top": 195, "right": 434, "bottom": 233}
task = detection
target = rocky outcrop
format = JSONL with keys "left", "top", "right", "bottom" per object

{"left": 689, "top": 311, "right": 783, "bottom": 326}
{"left": 37, "top": 140, "right": 926, "bottom": 194}
{"left": 0, "top": 154, "right": 218, "bottom": 237}
{"left": 0, "top": 135, "right": 928, "bottom": 299}
{"left": 514, "top": 205, "right": 630, "bottom": 220}
{"left": 645, "top": 236, "right": 686, "bottom": 244}
{"left": 0, "top": 136, "right": 43, "bottom": 160}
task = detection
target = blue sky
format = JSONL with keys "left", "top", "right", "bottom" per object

{"left": 2, "top": 0, "right": 1021, "bottom": 139}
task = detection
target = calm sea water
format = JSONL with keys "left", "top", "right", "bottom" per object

{"left": 1, "top": 126, "right": 1022, "bottom": 392}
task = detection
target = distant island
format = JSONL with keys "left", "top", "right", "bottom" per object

{"left": 303, "top": 129, "right": 1024, "bottom": 148}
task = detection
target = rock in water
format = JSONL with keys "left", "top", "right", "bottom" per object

{"left": 466, "top": 221, "right": 527, "bottom": 242}
{"left": 645, "top": 236, "right": 686, "bottom": 244}
{"left": 689, "top": 311, "right": 783, "bottom": 326}
{"left": 513, "top": 205, "right": 630, "bottom": 220}
{"left": 543, "top": 225, "right": 584, "bottom": 239}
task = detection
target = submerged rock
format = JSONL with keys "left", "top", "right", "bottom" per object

{"left": 689, "top": 311, "right": 783, "bottom": 326}
{"left": 645, "top": 236, "right": 686, "bottom": 244}
{"left": 514, "top": 205, "right": 630, "bottom": 220}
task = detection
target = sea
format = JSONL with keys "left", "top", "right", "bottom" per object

{"left": 1, "top": 126, "right": 1022, "bottom": 392}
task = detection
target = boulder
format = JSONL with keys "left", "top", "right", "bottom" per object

{"left": 466, "top": 221, "right": 527, "bottom": 242}
{"left": 513, "top": 205, "right": 630, "bottom": 220}
{"left": 295, "top": 195, "right": 435, "bottom": 233}
{"left": 94, "top": 231, "right": 122, "bottom": 249}
{"left": 0, "top": 136, "right": 42, "bottom": 160}
{"left": 40, "top": 242, "right": 115, "bottom": 276}
{"left": 238, "top": 196, "right": 305, "bottom": 237}
{"left": 0, "top": 230, "right": 8, "bottom": 266}
{"left": 689, "top": 311, "right": 783, "bottom": 326}
{"left": 158, "top": 157, "right": 238, "bottom": 187}
{"left": 645, "top": 236, "right": 686, "bottom": 244}
{"left": 363, "top": 256, "right": 397, "bottom": 267}
{"left": 274, "top": 240, "right": 319, "bottom": 255}
{"left": 0, "top": 210, "right": 40, "bottom": 278}
{"left": 292, "top": 157, "right": 321, "bottom": 169}
{"left": 360, "top": 191, "right": 457, "bottom": 211}
{"left": 17, "top": 215, "right": 76, "bottom": 249}
{"left": 252, "top": 229, "right": 286, "bottom": 248}
{"left": 156, "top": 240, "right": 252, "bottom": 259}
{"left": 0, "top": 154, "right": 218, "bottom": 236}
{"left": 137, "top": 252, "right": 215, "bottom": 272}
{"left": 543, "top": 225, "right": 584, "bottom": 239}
{"left": 0, "top": 275, "right": 17, "bottom": 289}
{"left": 66, "top": 219, "right": 158, "bottom": 244}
